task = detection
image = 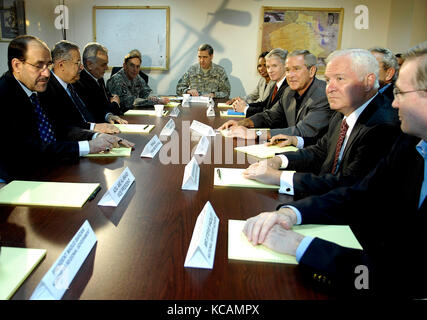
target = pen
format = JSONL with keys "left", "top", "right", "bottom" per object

{"left": 216, "top": 168, "right": 222, "bottom": 180}
{"left": 88, "top": 185, "right": 101, "bottom": 201}
{"left": 143, "top": 125, "right": 149, "bottom": 130}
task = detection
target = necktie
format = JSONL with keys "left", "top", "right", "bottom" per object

{"left": 97, "top": 78, "right": 109, "bottom": 102}
{"left": 29, "top": 93, "right": 56, "bottom": 143}
{"left": 271, "top": 85, "right": 278, "bottom": 101}
{"left": 67, "top": 84, "right": 94, "bottom": 122}
{"left": 331, "top": 119, "right": 349, "bottom": 174}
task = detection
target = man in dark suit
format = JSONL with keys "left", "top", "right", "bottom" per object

{"left": 41, "top": 40, "right": 124, "bottom": 135}
{"left": 0, "top": 35, "right": 134, "bottom": 182}
{"left": 74, "top": 42, "right": 125, "bottom": 118}
{"left": 243, "top": 49, "right": 401, "bottom": 200}
{"left": 219, "top": 50, "right": 332, "bottom": 143}
{"left": 230, "top": 48, "right": 288, "bottom": 118}
{"left": 243, "top": 42, "right": 427, "bottom": 298}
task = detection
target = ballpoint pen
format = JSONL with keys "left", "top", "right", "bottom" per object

{"left": 143, "top": 125, "right": 149, "bottom": 130}
{"left": 216, "top": 168, "right": 221, "bottom": 180}
{"left": 88, "top": 186, "right": 101, "bottom": 201}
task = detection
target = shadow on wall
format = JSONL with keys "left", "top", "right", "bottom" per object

{"left": 219, "top": 58, "right": 245, "bottom": 98}
{"left": 153, "top": 0, "right": 252, "bottom": 96}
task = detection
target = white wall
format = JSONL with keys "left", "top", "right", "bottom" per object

{"left": 1, "top": 0, "right": 426, "bottom": 97}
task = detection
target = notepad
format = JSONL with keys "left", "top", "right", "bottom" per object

{"left": 84, "top": 147, "right": 132, "bottom": 157}
{"left": 220, "top": 110, "right": 245, "bottom": 118}
{"left": 213, "top": 168, "right": 279, "bottom": 189}
{"left": 164, "top": 101, "right": 180, "bottom": 108}
{"left": 235, "top": 144, "right": 298, "bottom": 159}
{"left": 114, "top": 124, "right": 154, "bottom": 133}
{"left": 124, "top": 110, "right": 169, "bottom": 116}
{"left": 0, "top": 247, "right": 46, "bottom": 299}
{"left": 0, "top": 180, "right": 100, "bottom": 208}
{"left": 228, "top": 220, "right": 363, "bottom": 265}
{"left": 217, "top": 102, "right": 232, "bottom": 108}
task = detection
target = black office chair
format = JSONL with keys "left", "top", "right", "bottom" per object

{"left": 110, "top": 66, "right": 149, "bottom": 84}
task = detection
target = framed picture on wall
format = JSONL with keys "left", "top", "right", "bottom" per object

{"left": 260, "top": 7, "right": 344, "bottom": 74}
{"left": 0, "top": 0, "right": 26, "bottom": 42}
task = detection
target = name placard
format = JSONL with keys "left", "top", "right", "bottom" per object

{"left": 181, "top": 157, "right": 200, "bottom": 191}
{"left": 141, "top": 135, "right": 163, "bottom": 158}
{"left": 169, "top": 106, "right": 180, "bottom": 117}
{"left": 206, "top": 105, "right": 215, "bottom": 117}
{"left": 98, "top": 167, "right": 135, "bottom": 207}
{"left": 160, "top": 119, "right": 176, "bottom": 137}
{"left": 194, "top": 136, "right": 209, "bottom": 156}
{"left": 190, "top": 120, "right": 216, "bottom": 137}
{"left": 184, "top": 201, "right": 219, "bottom": 269}
{"left": 30, "top": 220, "right": 97, "bottom": 300}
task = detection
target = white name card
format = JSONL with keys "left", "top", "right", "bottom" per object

{"left": 181, "top": 157, "right": 200, "bottom": 191}
{"left": 141, "top": 135, "right": 163, "bottom": 158}
{"left": 190, "top": 120, "right": 216, "bottom": 137}
{"left": 194, "top": 135, "right": 210, "bottom": 156}
{"left": 184, "top": 201, "right": 219, "bottom": 269}
{"left": 169, "top": 106, "right": 180, "bottom": 117}
{"left": 206, "top": 105, "right": 215, "bottom": 117}
{"left": 160, "top": 119, "right": 176, "bottom": 137}
{"left": 98, "top": 167, "right": 135, "bottom": 207}
{"left": 30, "top": 220, "right": 97, "bottom": 300}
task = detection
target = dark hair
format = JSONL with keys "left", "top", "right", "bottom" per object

{"left": 198, "top": 44, "right": 214, "bottom": 55}
{"left": 259, "top": 51, "right": 269, "bottom": 59}
{"left": 124, "top": 49, "right": 142, "bottom": 64}
{"left": 8, "top": 35, "right": 48, "bottom": 72}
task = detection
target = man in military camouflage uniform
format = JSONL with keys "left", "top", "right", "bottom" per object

{"left": 106, "top": 49, "right": 169, "bottom": 112}
{"left": 176, "top": 44, "right": 231, "bottom": 99}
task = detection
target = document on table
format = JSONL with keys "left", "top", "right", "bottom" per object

{"left": 114, "top": 124, "right": 154, "bottom": 133}
{"left": 217, "top": 102, "right": 232, "bottom": 108}
{"left": 228, "top": 220, "right": 363, "bottom": 265}
{"left": 235, "top": 144, "right": 298, "bottom": 159}
{"left": 220, "top": 110, "right": 245, "bottom": 118}
{"left": 84, "top": 147, "right": 132, "bottom": 157}
{"left": 213, "top": 168, "right": 279, "bottom": 189}
{"left": 0, "top": 247, "right": 46, "bottom": 300}
{"left": 164, "top": 101, "right": 180, "bottom": 107}
{"left": 124, "top": 110, "right": 169, "bottom": 116}
{"left": 0, "top": 180, "right": 100, "bottom": 208}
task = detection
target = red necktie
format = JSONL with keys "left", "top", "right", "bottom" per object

{"left": 331, "top": 119, "right": 349, "bottom": 174}
{"left": 271, "top": 85, "right": 278, "bottom": 101}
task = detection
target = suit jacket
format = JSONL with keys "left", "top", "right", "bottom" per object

{"left": 281, "top": 133, "right": 427, "bottom": 298}
{"left": 245, "top": 79, "right": 288, "bottom": 118}
{"left": 243, "top": 77, "right": 274, "bottom": 104}
{"left": 0, "top": 71, "right": 93, "bottom": 182}
{"left": 74, "top": 69, "right": 122, "bottom": 119}
{"left": 40, "top": 73, "right": 94, "bottom": 130}
{"left": 250, "top": 78, "right": 333, "bottom": 140}
{"left": 282, "top": 93, "right": 401, "bottom": 199}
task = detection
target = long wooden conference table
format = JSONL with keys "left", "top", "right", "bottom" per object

{"left": 2, "top": 100, "right": 333, "bottom": 300}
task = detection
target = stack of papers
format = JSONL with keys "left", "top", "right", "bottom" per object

{"left": 124, "top": 110, "right": 169, "bottom": 116}
{"left": 220, "top": 110, "right": 245, "bottom": 118}
{"left": 0, "top": 180, "right": 100, "bottom": 208}
{"left": 114, "top": 124, "right": 154, "bottom": 133}
{"left": 217, "top": 102, "right": 232, "bottom": 108}
{"left": 228, "top": 220, "right": 362, "bottom": 265}
{"left": 213, "top": 168, "right": 279, "bottom": 189}
{"left": 0, "top": 247, "right": 46, "bottom": 299}
{"left": 84, "top": 147, "right": 132, "bottom": 157}
{"left": 235, "top": 144, "right": 298, "bottom": 158}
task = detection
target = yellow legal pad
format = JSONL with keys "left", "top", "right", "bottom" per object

{"left": 124, "top": 110, "right": 169, "bottom": 116}
{"left": 228, "top": 220, "right": 363, "bottom": 265}
{"left": 235, "top": 144, "right": 298, "bottom": 159}
{"left": 113, "top": 124, "right": 154, "bottom": 133}
{"left": 164, "top": 102, "right": 180, "bottom": 108}
{"left": 0, "top": 247, "right": 46, "bottom": 299}
{"left": 217, "top": 102, "right": 232, "bottom": 108}
{"left": 84, "top": 147, "right": 132, "bottom": 157}
{"left": 214, "top": 168, "right": 279, "bottom": 189}
{"left": 0, "top": 180, "right": 100, "bottom": 208}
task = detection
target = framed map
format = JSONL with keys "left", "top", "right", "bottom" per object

{"left": 260, "top": 7, "right": 344, "bottom": 74}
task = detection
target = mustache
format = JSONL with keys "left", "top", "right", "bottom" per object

{"left": 36, "top": 76, "right": 49, "bottom": 82}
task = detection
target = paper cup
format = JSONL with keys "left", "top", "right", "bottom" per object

{"left": 154, "top": 104, "right": 164, "bottom": 117}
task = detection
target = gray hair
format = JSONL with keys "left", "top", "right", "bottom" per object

{"left": 52, "top": 40, "right": 79, "bottom": 63}
{"left": 265, "top": 48, "right": 288, "bottom": 65}
{"left": 369, "top": 46, "right": 399, "bottom": 82}
{"left": 326, "top": 48, "right": 380, "bottom": 90}
{"left": 198, "top": 44, "right": 214, "bottom": 55}
{"left": 402, "top": 41, "right": 427, "bottom": 93}
{"left": 288, "top": 49, "right": 317, "bottom": 69}
{"left": 82, "top": 42, "right": 108, "bottom": 67}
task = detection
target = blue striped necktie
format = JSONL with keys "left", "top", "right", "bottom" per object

{"left": 29, "top": 93, "right": 56, "bottom": 143}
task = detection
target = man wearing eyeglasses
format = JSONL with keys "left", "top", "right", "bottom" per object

{"left": 0, "top": 35, "right": 134, "bottom": 183}
{"left": 243, "top": 42, "right": 427, "bottom": 298}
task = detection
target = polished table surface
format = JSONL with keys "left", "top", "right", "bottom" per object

{"left": 1, "top": 101, "right": 332, "bottom": 300}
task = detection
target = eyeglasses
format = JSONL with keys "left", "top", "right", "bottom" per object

{"left": 393, "top": 87, "right": 427, "bottom": 98}
{"left": 22, "top": 60, "right": 52, "bottom": 71}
